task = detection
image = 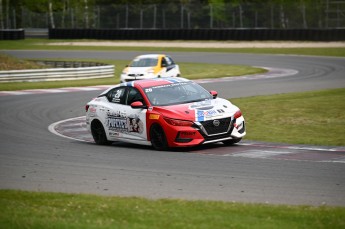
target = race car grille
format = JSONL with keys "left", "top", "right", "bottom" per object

{"left": 128, "top": 74, "right": 144, "bottom": 77}
{"left": 199, "top": 117, "right": 232, "bottom": 136}
{"left": 124, "top": 79, "right": 136, "bottom": 82}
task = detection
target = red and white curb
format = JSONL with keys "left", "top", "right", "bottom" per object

{"left": 0, "top": 85, "right": 112, "bottom": 96}
{"left": 49, "top": 116, "right": 345, "bottom": 163}
{"left": 48, "top": 116, "right": 93, "bottom": 143}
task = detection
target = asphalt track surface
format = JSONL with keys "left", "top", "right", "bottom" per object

{"left": 1, "top": 50, "right": 345, "bottom": 206}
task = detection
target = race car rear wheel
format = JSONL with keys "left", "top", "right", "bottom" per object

{"left": 91, "top": 120, "right": 111, "bottom": 145}
{"left": 150, "top": 124, "right": 168, "bottom": 151}
{"left": 223, "top": 138, "right": 242, "bottom": 145}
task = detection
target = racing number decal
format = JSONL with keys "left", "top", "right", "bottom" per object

{"left": 114, "top": 90, "right": 122, "bottom": 99}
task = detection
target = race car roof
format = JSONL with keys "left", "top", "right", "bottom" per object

{"left": 134, "top": 54, "right": 164, "bottom": 59}
{"left": 123, "top": 77, "right": 190, "bottom": 88}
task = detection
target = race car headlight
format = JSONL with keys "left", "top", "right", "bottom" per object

{"left": 164, "top": 117, "right": 193, "bottom": 127}
{"left": 234, "top": 110, "right": 242, "bottom": 119}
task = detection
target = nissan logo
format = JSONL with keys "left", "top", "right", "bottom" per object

{"left": 213, "top": 120, "right": 220, "bottom": 127}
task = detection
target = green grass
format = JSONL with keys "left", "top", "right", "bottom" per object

{"left": 1, "top": 190, "right": 344, "bottom": 229}
{"left": 232, "top": 88, "right": 345, "bottom": 146}
{"left": 1, "top": 39, "right": 345, "bottom": 57}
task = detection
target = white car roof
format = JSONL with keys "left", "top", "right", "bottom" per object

{"left": 135, "top": 54, "right": 164, "bottom": 59}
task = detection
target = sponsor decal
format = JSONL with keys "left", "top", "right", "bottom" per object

{"left": 190, "top": 101, "right": 228, "bottom": 122}
{"left": 106, "top": 111, "right": 143, "bottom": 134}
{"left": 196, "top": 109, "right": 221, "bottom": 121}
{"left": 129, "top": 116, "right": 142, "bottom": 133}
{"left": 149, "top": 114, "right": 160, "bottom": 120}
{"left": 150, "top": 82, "right": 188, "bottom": 90}
{"left": 190, "top": 100, "right": 214, "bottom": 110}
{"left": 180, "top": 131, "right": 196, "bottom": 137}
{"left": 111, "top": 88, "right": 124, "bottom": 103}
{"left": 109, "top": 132, "right": 120, "bottom": 137}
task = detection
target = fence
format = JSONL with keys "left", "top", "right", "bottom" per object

{"left": 0, "top": 29, "right": 24, "bottom": 39}
{"left": 2, "top": 1, "right": 345, "bottom": 30}
{"left": 0, "top": 61, "right": 114, "bottom": 83}
{"left": 49, "top": 28, "right": 345, "bottom": 41}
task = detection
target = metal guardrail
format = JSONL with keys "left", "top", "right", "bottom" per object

{"left": 0, "top": 63, "right": 115, "bottom": 83}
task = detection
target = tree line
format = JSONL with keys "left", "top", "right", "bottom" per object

{"left": 1, "top": 0, "right": 343, "bottom": 29}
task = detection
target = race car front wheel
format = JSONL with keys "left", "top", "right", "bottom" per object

{"left": 91, "top": 120, "right": 111, "bottom": 145}
{"left": 150, "top": 124, "right": 168, "bottom": 151}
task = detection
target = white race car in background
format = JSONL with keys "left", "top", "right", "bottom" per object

{"left": 120, "top": 54, "right": 181, "bottom": 83}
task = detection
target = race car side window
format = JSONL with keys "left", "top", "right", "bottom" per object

{"left": 165, "top": 56, "right": 174, "bottom": 66}
{"left": 126, "top": 87, "right": 144, "bottom": 105}
{"left": 107, "top": 87, "right": 127, "bottom": 104}
{"left": 161, "top": 57, "right": 167, "bottom": 67}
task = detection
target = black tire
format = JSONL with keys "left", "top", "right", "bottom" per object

{"left": 91, "top": 120, "right": 111, "bottom": 145}
{"left": 150, "top": 124, "right": 168, "bottom": 151}
{"left": 223, "top": 138, "right": 242, "bottom": 146}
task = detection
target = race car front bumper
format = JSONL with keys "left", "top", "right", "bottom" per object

{"left": 165, "top": 116, "right": 246, "bottom": 147}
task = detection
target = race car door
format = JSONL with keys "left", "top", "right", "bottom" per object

{"left": 122, "top": 87, "right": 147, "bottom": 143}
{"left": 104, "top": 86, "right": 147, "bottom": 144}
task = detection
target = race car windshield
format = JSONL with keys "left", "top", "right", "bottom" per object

{"left": 130, "top": 58, "right": 158, "bottom": 67}
{"left": 144, "top": 81, "right": 213, "bottom": 106}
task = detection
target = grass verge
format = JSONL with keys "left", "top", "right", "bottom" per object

{"left": 232, "top": 88, "right": 345, "bottom": 146}
{"left": 0, "top": 53, "right": 45, "bottom": 70}
{"left": 1, "top": 190, "right": 344, "bottom": 229}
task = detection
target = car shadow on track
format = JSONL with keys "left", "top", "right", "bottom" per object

{"left": 81, "top": 140, "right": 242, "bottom": 153}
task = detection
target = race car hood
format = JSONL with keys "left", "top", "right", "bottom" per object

{"left": 125, "top": 66, "right": 158, "bottom": 75}
{"left": 152, "top": 98, "right": 239, "bottom": 122}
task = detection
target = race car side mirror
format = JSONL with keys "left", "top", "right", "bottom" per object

{"left": 131, "top": 101, "right": 146, "bottom": 109}
{"left": 210, "top": 90, "right": 218, "bottom": 99}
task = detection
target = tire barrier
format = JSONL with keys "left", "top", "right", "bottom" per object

{"left": 49, "top": 28, "right": 345, "bottom": 41}
{"left": 0, "top": 61, "right": 114, "bottom": 83}
{"left": 0, "top": 29, "right": 25, "bottom": 40}
{"left": 33, "top": 60, "right": 109, "bottom": 68}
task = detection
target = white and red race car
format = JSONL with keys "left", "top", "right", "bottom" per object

{"left": 86, "top": 77, "right": 246, "bottom": 150}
